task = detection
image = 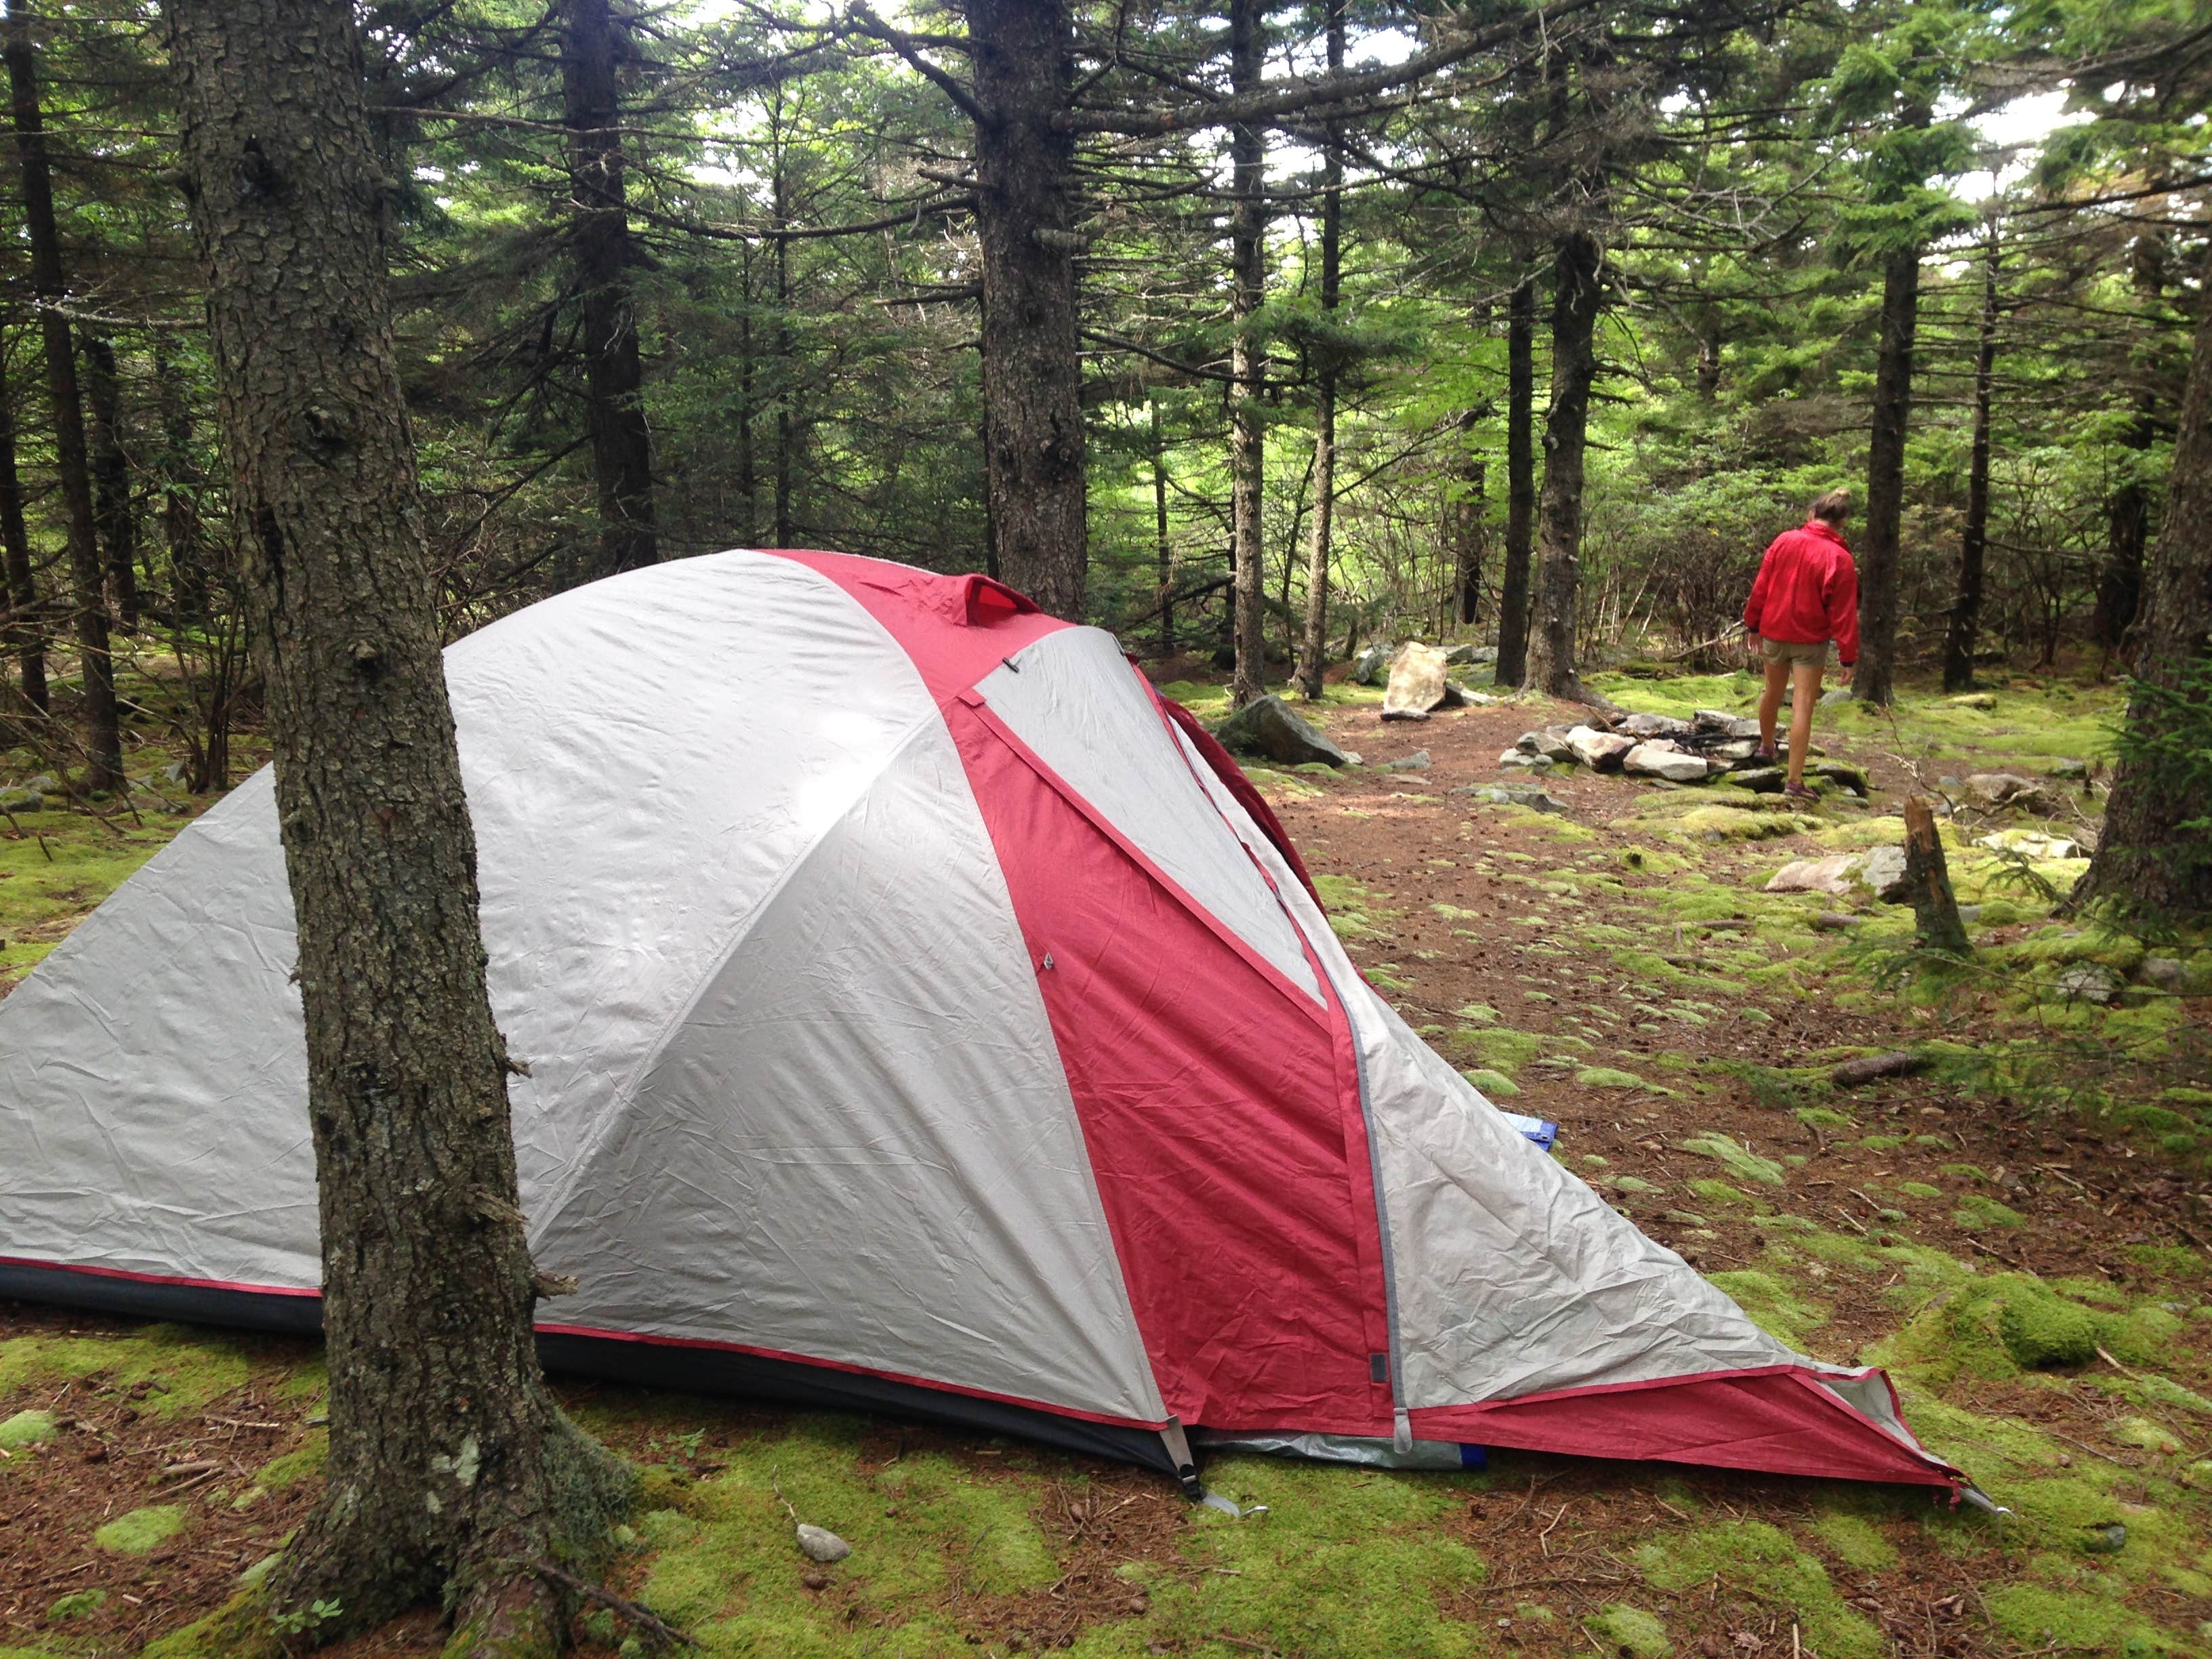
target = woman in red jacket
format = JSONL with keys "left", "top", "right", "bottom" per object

{"left": 1743, "top": 488, "right": 1860, "bottom": 802}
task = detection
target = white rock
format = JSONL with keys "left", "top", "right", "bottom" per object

{"left": 1622, "top": 743, "right": 1710, "bottom": 783}
{"left": 1381, "top": 643, "right": 1452, "bottom": 720}
{"left": 1765, "top": 855, "right": 1861, "bottom": 896}
{"left": 796, "top": 1523, "right": 852, "bottom": 1563}
{"left": 1565, "top": 726, "right": 1637, "bottom": 771}
{"left": 1853, "top": 845, "right": 1910, "bottom": 901}
{"left": 1977, "top": 827, "right": 2081, "bottom": 861}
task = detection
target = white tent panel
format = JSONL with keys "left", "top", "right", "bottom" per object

{"left": 975, "top": 630, "right": 1322, "bottom": 1003}
{"left": 531, "top": 712, "right": 1164, "bottom": 1423}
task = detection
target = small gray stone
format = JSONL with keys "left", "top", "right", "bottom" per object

{"left": 2083, "top": 1522, "right": 2127, "bottom": 1554}
{"left": 163, "top": 760, "right": 190, "bottom": 784}
{"left": 1351, "top": 642, "right": 1393, "bottom": 686}
{"left": 2141, "top": 957, "right": 2187, "bottom": 991}
{"left": 1723, "top": 767, "right": 1786, "bottom": 794}
{"left": 1214, "top": 695, "right": 1351, "bottom": 767}
{"left": 1618, "top": 711, "right": 1693, "bottom": 739}
{"left": 2047, "top": 757, "right": 2089, "bottom": 780}
{"left": 1807, "top": 760, "right": 1870, "bottom": 796}
{"left": 1441, "top": 642, "right": 1496, "bottom": 666}
{"left": 1709, "top": 739, "right": 1759, "bottom": 763}
{"left": 1819, "top": 686, "right": 1852, "bottom": 705}
{"left": 1385, "top": 750, "right": 1431, "bottom": 772}
{"left": 1692, "top": 709, "right": 1738, "bottom": 732}
{"left": 1622, "top": 743, "right": 1711, "bottom": 783}
{"left": 1765, "top": 855, "right": 1861, "bottom": 897}
{"left": 1965, "top": 772, "right": 2048, "bottom": 811}
{"left": 796, "top": 1523, "right": 851, "bottom": 1563}
{"left": 24, "top": 773, "right": 58, "bottom": 794}
{"left": 1467, "top": 783, "right": 1568, "bottom": 815}
{"left": 0, "top": 788, "right": 43, "bottom": 815}
{"left": 1498, "top": 750, "right": 1554, "bottom": 773}
{"left": 1515, "top": 728, "right": 1576, "bottom": 763}
{"left": 2055, "top": 962, "right": 2123, "bottom": 1005}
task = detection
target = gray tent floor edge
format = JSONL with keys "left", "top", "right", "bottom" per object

{"left": 0, "top": 1265, "right": 1181, "bottom": 1477}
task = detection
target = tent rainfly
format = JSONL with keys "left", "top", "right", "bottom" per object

{"left": 0, "top": 550, "right": 1965, "bottom": 1500}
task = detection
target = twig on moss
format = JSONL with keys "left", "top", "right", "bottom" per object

{"left": 532, "top": 1561, "right": 697, "bottom": 1650}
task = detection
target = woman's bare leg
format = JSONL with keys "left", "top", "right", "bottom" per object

{"left": 1787, "top": 661, "right": 1823, "bottom": 787}
{"left": 1758, "top": 659, "right": 1789, "bottom": 753}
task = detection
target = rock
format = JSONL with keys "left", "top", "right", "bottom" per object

{"left": 1385, "top": 750, "right": 1431, "bottom": 772}
{"left": 1819, "top": 686, "right": 1853, "bottom": 705}
{"left": 1214, "top": 695, "right": 1351, "bottom": 767}
{"left": 1807, "top": 760, "right": 1870, "bottom": 796}
{"left": 1723, "top": 766, "right": 1786, "bottom": 794}
{"left": 800, "top": 1570, "right": 830, "bottom": 1591}
{"left": 1441, "top": 642, "right": 1496, "bottom": 665}
{"left": 1977, "top": 827, "right": 2081, "bottom": 861}
{"left": 0, "top": 788, "right": 43, "bottom": 814}
{"left": 1515, "top": 727, "right": 1576, "bottom": 763}
{"left": 2141, "top": 956, "right": 2187, "bottom": 991}
{"left": 2085, "top": 1522, "right": 2128, "bottom": 1555}
{"left": 1351, "top": 642, "right": 1393, "bottom": 685}
{"left": 1497, "top": 750, "right": 1553, "bottom": 773}
{"left": 2047, "top": 757, "right": 2089, "bottom": 780}
{"left": 1692, "top": 710, "right": 1737, "bottom": 732}
{"left": 1381, "top": 642, "right": 1452, "bottom": 720}
{"left": 1810, "top": 911, "right": 1861, "bottom": 932}
{"left": 2055, "top": 962, "right": 2123, "bottom": 1005}
{"left": 1765, "top": 855, "right": 1861, "bottom": 896}
{"left": 1709, "top": 739, "right": 1760, "bottom": 764}
{"left": 1623, "top": 743, "right": 1711, "bottom": 783}
{"left": 1855, "top": 845, "right": 1910, "bottom": 901}
{"left": 1964, "top": 773, "right": 2049, "bottom": 811}
{"left": 24, "top": 773, "right": 58, "bottom": 794}
{"left": 1565, "top": 725, "right": 1637, "bottom": 771}
{"left": 163, "top": 760, "right": 190, "bottom": 784}
{"left": 1466, "top": 783, "right": 1568, "bottom": 815}
{"left": 1948, "top": 693, "right": 1996, "bottom": 710}
{"left": 796, "top": 1523, "right": 852, "bottom": 1563}
{"left": 1618, "top": 711, "right": 1693, "bottom": 738}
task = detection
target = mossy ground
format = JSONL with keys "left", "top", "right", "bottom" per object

{"left": 5, "top": 668, "right": 2211, "bottom": 1658}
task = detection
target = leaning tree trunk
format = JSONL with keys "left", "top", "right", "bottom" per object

{"left": 966, "top": 0, "right": 1086, "bottom": 619}
{"left": 1494, "top": 273, "right": 1535, "bottom": 687}
{"left": 1294, "top": 0, "right": 1344, "bottom": 704}
{"left": 2073, "top": 252, "right": 2212, "bottom": 921}
{"left": 165, "top": 0, "right": 630, "bottom": 1649}
{"left": 0, "top": 331, "right": 47, "bottom": 711}
{"left": 562, "top": 0, "right": 657, "bottom": 581}
{"left": 1225, "top": 0, "right": 1267, "bottom": 706}
{"left": 84, "top": 335, "right": 141, "bottom": 630}
{"left": 1942, "top": 226, "right": 1998, "bottom": 693}
{"left": 1855, "top": 243, "right": 1920, "bottom": 708}
{"left": 5, "top": 0, "right": 122, "bottom": 792}
{"left": 1523, "top": 230, "right": 1601, "bottom": 703}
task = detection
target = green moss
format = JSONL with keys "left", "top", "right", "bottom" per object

{"left": 1687, "top": 1178, "right": 1750, "bottom": 1206}
{"left": 0, "top": 1409, "right": 56, "bottom": 1450}
{"left": 1898, "top": 1181, "right": 1943, "bottom": 1200}
{"left": 136, "top": 1591, "right": 281, "bottom": 1659}
{"left": 1982, "top": 1582, "right": 2175, "bottom": 1654}
{"left": 1587, "top": 1603, "right": 1671, "bottom": 1658}
{"left": 1459, "top": 1027, "right": 1547, "bottom": 1076}
{"left": 1679, "top": 1132, "right": 1786, "bottom": 1186}
{"left": 95, "top": 1504, "right": 186, "bottom": 1555}
{"left": 0, "top": 1322, "right": 255, "bottom": 1418}
{"left": 1859, "top": 1134, "right": 1907, "bottom": 1151}
{"left": 1807, "top": 1514, "right": 1898, "bottom": 1573}
{"left": 255, "top": 1433, "right": 328, "bottom": 1490}
{"left": 1954, "top": 1193, "right": 2025, "bottom": 1231}
{"left": 1795, "top": 1107, "right": 1856, "bottom": 1129}
{"left": 1635, "top": 1521, "right": 1881, "bottom": 1659}
{"left": 45, "top": 1589, "right": 106, "bottom": 1621}
{"left": 1996, "top": 924, "right": 2149, "bottom": 975}
{"left": 1576, "top": 1066, "right": 1652, "bottom": 1090}
{"left": 1462, "top": 1067, "right": 1520, "bottom": 1098}
{"left": 1671, "top": 806, "right": 1813, "bottom": 841}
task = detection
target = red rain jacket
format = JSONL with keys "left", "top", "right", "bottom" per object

{"left": 1744, "top": 519, "right": 1860, "bottom": 665}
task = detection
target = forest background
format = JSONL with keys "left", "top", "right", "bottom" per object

{"left": 0, "top": 0, "right": 2201, "bottom": 785}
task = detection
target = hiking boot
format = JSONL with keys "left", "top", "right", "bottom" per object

{"left": 1783, "top": 781, "right": 1820, "bottom": 804}
{"left": 1753, "top": 742, "right": 1778, "bottom": 764}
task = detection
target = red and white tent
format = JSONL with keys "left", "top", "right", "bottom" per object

{"left": 0, "top": 550, "right": 1959, "bottom": 1496}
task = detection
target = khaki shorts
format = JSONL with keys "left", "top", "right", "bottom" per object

{"left": 1760, "top": 636, "right": 1830, "bottom": 669}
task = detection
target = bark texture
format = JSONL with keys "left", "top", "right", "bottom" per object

{"left": 165, "top": 0, "right": 630, "bottom": 1646}
{"left": 966, "top": 0, "right": 1086, "bottom": 619}
{"left": 1494, "top": 274, "right": 1534, "bottom": 687}
{"left": 1942, "top": 229, "right": 1997, "bottom": 693}
{"left": 1225, "top": 0, "right": 1267, "bottom": 706}
{"left": 562, "top": 0, "right": 657, "bottom": 580}
{"left": 1151, "top": 396, "right": 1174, "bottom": 656}
{"left": 155, "top": 333, "right": 210, "bottom": 624}
{"left": 2074, "top": 256, "right": 2212, "bottom": 920}
{"left": 1901, "top": 796, "right": 1970, "bottom": 956}
{"left": 1523, "top": 231, "right": 1600, "bottom": 702}
{"left": 5, "top": 0, "right": 122, "bottom": 790}
{"left": 1294, "top": 0, "right": 1344, "bottom": 704}
{"left": 84, "top": 335, "right": 140, "bottom": 630}
{"left": 1855, "top": 244, "right": 1919, "bottom": 708}
{"left": 1450, "top": 435, "right": 1485, "bottom": 628}
{"left": 0, "top": 333, "right": 46, "bottom": 710}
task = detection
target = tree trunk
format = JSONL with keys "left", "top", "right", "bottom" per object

{"left": 1523, "top": 230, "right": 1601, "bottom": 702}
{"left": 1942, "top": 226, "right": 1997, "bottom": 694}
{"left": 1494, "top": 274, "right": 1534, "bottom": 687}
{"left": 1225, "top": 0, "right": 1267, "bottom": 706}
{"left": 2073, "top": 251, "right": 2212, "bottom": 921}
{"left": 736, "top": 242, "right": 757, "bottom": 544}
{"left": 965, "top": 0, "right": 1086, "bottom": 618}
{"left": 1451, "top": 430, "right": 1485, "bottom": 628}
{"left": 1854, "top": 243, "right": 1920, "bottom": 708}
{"left": 770, "top": 112, "right": 795, "bottom": 548}
{"left": 2091, "top": 407, "right": 2154, "bottom": 665}
{"left": 165, "top": 0, "right": 630, "bottom": 1648}
{"left": 561, "top": 0, "right": 657, "bottom": 580}
{"left": 84, "top": 335, "right": 140, "bottom": 630}
{"left": 154, "top": 333, "right": 210, "bottom": 625}
{"left": 0, "top": 331, "right": 47, "bottom": 711}
{"left": 1901, "top": 796, "right": 1970, "bottom": 956}
{"left": 5, "top": 0, "right": 122, "bottom": 793}
{"left": 1151, "top": 396, "right": 1174, "bottom": 656}
{"left": 1294, "top": 0, "right": 1343, "bottom": 703}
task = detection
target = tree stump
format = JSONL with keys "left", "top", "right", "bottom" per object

{"left": 1902, "top": 796, "right": 1971, "bottom": 956}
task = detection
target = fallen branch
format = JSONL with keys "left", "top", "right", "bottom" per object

{"left": 533, "top": 1561, "right": 697, "bottom": 1650}
{"left": 1829, "top": 1050, "right": 1927, "bottom": 1088}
